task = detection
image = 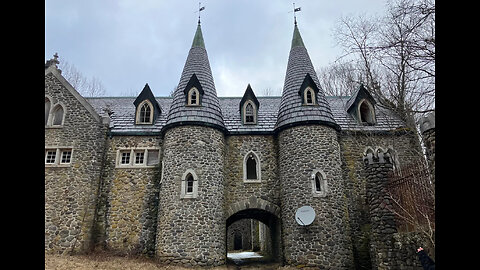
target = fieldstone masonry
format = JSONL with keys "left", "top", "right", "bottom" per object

{"left": 45, "top": 19, "right": 434, "bottom": 270}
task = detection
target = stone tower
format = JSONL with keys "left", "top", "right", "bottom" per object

{"left": 275, "top": 23, "right": 354, "bottom": 268}
{"left": 155, "top": 21, "right": 226, "bottom": 266}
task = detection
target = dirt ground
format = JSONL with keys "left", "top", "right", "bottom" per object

{"left": 44, "top": 254, "right": 301, "bottom": 270}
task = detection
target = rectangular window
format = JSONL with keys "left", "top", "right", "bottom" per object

{"left": 121, "top": 151, "right": 131, "bottom": 165}
{"left": 60, "top": 150, "right": 72, "bottom": 164}
{"left": 45, "top": 150, "right": 57, "bottom": 164}
{"left": 147, "top": 150, "right": 159, "bottom": 166}
{"left": 116, "top": 148, "right": 160, "bottom": 168}
{"left": 45, "top": 147, "right": 73, "bottom": 166}
{"left": 135, "top": 151, "right": 145, "bottom": 165}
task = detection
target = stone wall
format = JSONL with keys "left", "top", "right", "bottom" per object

{"left": 227, "top": 219, "right": 252, "bottom": 251}
{"left": 224, "top": 135, "right": 280, "bottom": 209}
{"left": 95, "top": 135, "right": 162, "bottom": 255}
{"left": 338, "top": 130, "right": 422, "bottom": 269}
{"left": 156, "top": 125, "right": 226, "bottom": 267}
{"left": 45, "top": 73, "right": 108, "bottom": 254}
{"left": 278, "top": 125, "right": 354, "bottom": 269}
{"left": 363, "top": 148, "right": 429, "bottom": 270}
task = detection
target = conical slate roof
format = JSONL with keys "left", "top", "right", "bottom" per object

{"left": 165, "top": 22, "right": 225, "bottom": 131}
{"left": 275, "top": 24, "right": 338, "bottom": 131}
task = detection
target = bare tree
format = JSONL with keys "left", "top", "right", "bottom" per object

{"left": 59, "top": 58, "right": 106, "bottom": 97}
{"left": 331, "top": 0, "right": 435, "bottom": 128}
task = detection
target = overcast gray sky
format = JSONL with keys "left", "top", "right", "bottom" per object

{"left": 45, "top": 0, "right": 388, "bottom": 97}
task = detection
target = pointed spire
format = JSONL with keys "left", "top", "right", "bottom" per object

{"left": 191, "top": 22, "right": 205, "bottom": 49}
{"left": 275, "top": 23, "right": 338, "bottom": 132}
{"left": 291, "top": 24, "right": 305, "bottom": 48}
{"left": 166, "top": 22, "right": 225, "bottom": 131}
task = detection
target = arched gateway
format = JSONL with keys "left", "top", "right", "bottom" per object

{"left": 225, "top": 197, "right": 283, "bottom": 262}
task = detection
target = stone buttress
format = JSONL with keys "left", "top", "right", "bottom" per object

{"left": 155, "top": 22, "right": 227, "bottom": 267}
{"left": 275, "top": 23, "right": 354, "bottom": 269}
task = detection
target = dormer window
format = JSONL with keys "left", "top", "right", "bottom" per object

{"left": 243, "top": 101, "right": 257, "bottom": 124}
{"left": 133, "top": 83, "right": 161, "bottom": 125}
{"left": 298, "top": 74, "right": 319, "bottom": 106}
{"left": 239, "top": 84, "right": 259, "bottom": 125}
{"left": 136, "top": 100, "right": 154, "bottom": 124}
{"left": 358, "top": 99, "right": 375, "bottom": 125}
{"left": 304, "top": 87, "right": 316, "bottom": 105}
{"left": 188, "top": 87, "right": 200, "bottom": 106}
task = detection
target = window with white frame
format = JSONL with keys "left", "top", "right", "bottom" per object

{"left": 187, "top": 87, "right": 200, "bottom": 106}
{"left": 116, "top": 148, "right": 160, "bottom": 168}
{"left": 243, "top": 101, "right": 257, "bottom": 125}
{"left": 243, "top": 151, "right": 261, "bottom": 182}
{"left": 45, "top": 148, "right": 73, "bottom": 166}
{"left": 181, "top": 169, "right": 198, "bottom": 199}
{"left": 136, "top": 100, "right": 153, "bottom": 124}
{"left": 304, "top": 87, "right": 316, "bottom": 105}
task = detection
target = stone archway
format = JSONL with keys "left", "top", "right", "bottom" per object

{"left": 225, "top": 197, "right": 282, "bottom": 263}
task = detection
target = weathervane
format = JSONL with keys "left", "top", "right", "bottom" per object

{"left": 196, "top": 2, "right": 206, "bottom": 24}
{"left": 292, "top": 3, "right": 301, "bottom": 25}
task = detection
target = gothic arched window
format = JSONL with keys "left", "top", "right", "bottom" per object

{"left": 45, "top": 97, "right": 51, "bottom": 125}
{"left": 311, "top": 170, "right": 328, "bottom": 197}
{"left": 181, "top": 169, "right": 198, "bottom": 198}
{"left": 243, "top": 101, "right": 257, "bottom": 124}
{"left": 304, "top": 87, "right": 316, "bottom": 105}
{"left": 52, "top": 104, "right": 65, "bottom": 126}
{"left": 188, "top": 87, "right": 200, "bottom": 106}
{"left": 136, "top": 100, "right": 153, "bottom": 124}
{"left": 243, "top": 151, "right": 261, "bottom": 182}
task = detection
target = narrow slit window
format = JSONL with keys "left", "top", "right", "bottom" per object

{"left": 45, "top": 98, "right": 51, "bottom": 125}
{"left": 186, "top": 174, "right": 194, "bottom": 194}
{"left": 315, "top": 173, "right": 321, "bottom": 192}
{"left": 246, "top": 155, "right": 257, "bottom": 180}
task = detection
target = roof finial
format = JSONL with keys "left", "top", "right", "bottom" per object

{"left": 292, "top": 3, "right": 301, "bottom": 25}
{"left": 197, "top": 2, "right": 205, "bottom": 25}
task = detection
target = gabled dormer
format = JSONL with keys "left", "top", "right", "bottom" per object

{"left": 298, "top": 73, "right": 320, "bottom": 106}
{"left": 134, "top": 83, "right": 161, "bottom": 125}
{"left": 239, "top": 84, "right": 259, "bottom": 125}
{"left": 345, "top": 84, "right": 376, "bottom": 125}
{"left": 183, "top": 73, "right": 205, "bottom": 106}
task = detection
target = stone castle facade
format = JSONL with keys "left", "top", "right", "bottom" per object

{"left": 45, "top": 21, "right": 434, "bottom": 269}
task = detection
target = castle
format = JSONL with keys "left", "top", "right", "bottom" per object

{"left": 45, "top": 20, "right": 434, "bottom": 269}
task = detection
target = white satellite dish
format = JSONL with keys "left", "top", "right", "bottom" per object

{"left": 295, "top": 205, "right": 315, "bottom": 226}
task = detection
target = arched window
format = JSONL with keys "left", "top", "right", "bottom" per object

{"left": 358, "top": 99, "right": 375, "bottom": 125}
{"left": 311, "top": 170, "right": 328, "bottom": 197}
{"left": 52, "top": 104, "right": 64, "bottom": 126}
{"left": 315, "top": 173, "right": 322, "bottom": 192}
{"left": 45, "top": 97, "right": 51, "bottom": 125}
{"left": 181, "top": 169, "right": 198, "bottom": 198}
{"left": 243, "top": 101, "right": 256, "bottom": 124}
{"left": 186, "top": 173, "right": 194, "bottom": 194}
{"left": 136, "top": 100, "right": 153, "bottom": 124}
{"left": 188, "top": 87, "right": 200, "bottom": 106}
{"left": 243, "top": 152, "right": 261, "bottom": 182}
{"left": 304, "top": 87, "right": 315, "bottom": 105}
{"left": 246, "top": 156, "right": 257, "bottom": 179}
